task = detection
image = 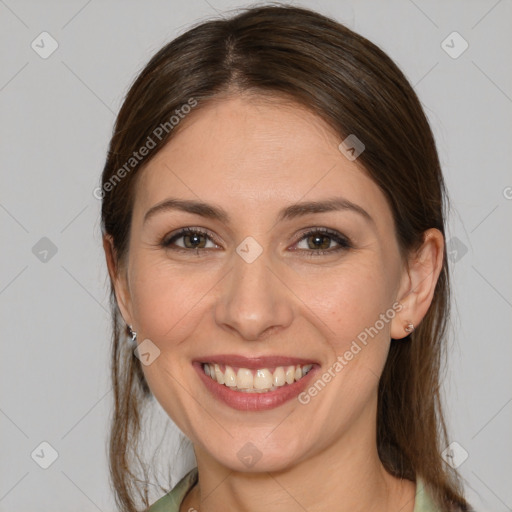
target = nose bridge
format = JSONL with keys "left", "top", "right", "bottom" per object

{"left": 214, "top": 242, "right": 294, "bottom": 340}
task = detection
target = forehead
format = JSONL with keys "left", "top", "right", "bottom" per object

{"left": 134, "top": 95, "right": 391, "bottom": 225}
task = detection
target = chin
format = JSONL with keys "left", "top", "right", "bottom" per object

{"left": 204, "top": 436, "right": 308, "bottom": 474}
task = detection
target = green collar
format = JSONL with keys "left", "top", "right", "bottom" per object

{"left": 148, "top": 468, "right": 440, "bottom": 511}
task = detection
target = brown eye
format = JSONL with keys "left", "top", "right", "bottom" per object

{"left": 294, "top": 228, "right": 351, "bottom": 256}
{"left": 305, "top": 233, "right": 332, "bottom": 250}
{"left": 162, "top": 228, "right": 218, "bottom": 250}
{"left": 182, "top": 232, "right": 207, "bottom": 249}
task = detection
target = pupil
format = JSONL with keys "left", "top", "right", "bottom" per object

{"left": 309, "top": 234, "right": 330, "bottom": 250}
{"left": 185, "top": 233, "right": 205, "bottom": 249}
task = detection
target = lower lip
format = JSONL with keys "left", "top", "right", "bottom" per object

{"left": 194, "top": 363, "right": 319, "bottom": 411}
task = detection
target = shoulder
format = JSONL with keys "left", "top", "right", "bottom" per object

{"left": 148, "top": 470, "right": 470, "bottom": 512}
{"left": 414, "top": 477, "right": 474, "bottom": 512}
{"left": 414, "top": 476, "right": 441, "bottom": 512}
{"left": 148, "top": 467, "right": 198, "bottom": 512}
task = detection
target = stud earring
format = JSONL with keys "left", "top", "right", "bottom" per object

{"left": 404, "top": 322, "right": 415, "bottom": 334}
{"left": 128, "top": 325, "right": 137, "bottom": 343}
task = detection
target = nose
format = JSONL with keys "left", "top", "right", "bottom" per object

{"left": 214, "top": 250, "right": 294, "bottom": 341}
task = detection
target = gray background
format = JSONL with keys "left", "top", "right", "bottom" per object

{"left": 1, "top": 0, "right": 511, "bottom": 510}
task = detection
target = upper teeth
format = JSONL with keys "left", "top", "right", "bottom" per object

{"left": 203, "top": 363, "right": 313, "bottom": 393}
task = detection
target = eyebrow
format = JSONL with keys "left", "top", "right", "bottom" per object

{"left": 143, "top": 197, "right": 374, "bottom": 225}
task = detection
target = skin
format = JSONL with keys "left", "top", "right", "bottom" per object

{"left": 105, "top": 94, "right": 444, "bottom": 512}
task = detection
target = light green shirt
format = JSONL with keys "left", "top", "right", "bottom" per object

{"left": 148, "top": 467, "right": 440, "bottom": 511}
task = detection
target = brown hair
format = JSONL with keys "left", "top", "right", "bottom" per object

{"left": 101, "top": 5, "right": 470, "bottom": 511}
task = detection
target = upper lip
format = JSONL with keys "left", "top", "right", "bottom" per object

{"left": 193, "top": 354, "right": 319, "bottom": 369}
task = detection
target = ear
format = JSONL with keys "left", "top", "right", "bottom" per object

{"left": 103, "top": 234, "right": 134, "bottom": 327}
{"left": 390, "top": 228, "right": 444, "bottom": 340}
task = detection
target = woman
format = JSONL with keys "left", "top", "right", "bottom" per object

{"left": 100, "top": 5, "right": 472, "bottom": 512}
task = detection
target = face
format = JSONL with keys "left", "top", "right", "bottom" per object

{"left": 113, "top": 94, "right": 411, "bottom": 473}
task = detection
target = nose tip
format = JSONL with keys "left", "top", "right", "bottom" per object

{"left": 214, "top": 254, "right": 294, "bottom": 341}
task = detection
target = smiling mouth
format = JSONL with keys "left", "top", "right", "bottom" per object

{"left": 201, "top": 363, "right": 314, "bottom": 393}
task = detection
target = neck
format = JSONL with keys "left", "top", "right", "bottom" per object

{"left": 181, "top": 400, "right": 416, "bottom": 512}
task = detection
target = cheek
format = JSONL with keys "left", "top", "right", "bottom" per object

{"left": 128, "top": 258, "right": 208, "bottom": 431}
{"left": 129, "top": 257, "right": 219, "bottom": 342}
{"left": 299, "top": 257, "right": 396, "bottom": 345}
{"left": 297, "top": 257, "right": 398, "bottom": 411}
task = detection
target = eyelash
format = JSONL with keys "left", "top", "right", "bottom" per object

{"left": 161, "top": 227, "right": 352, "bottom": 257}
